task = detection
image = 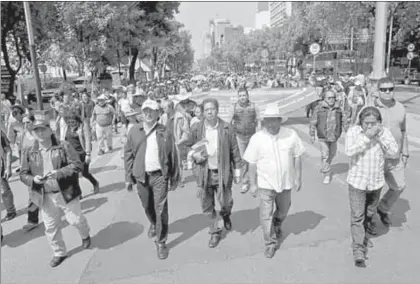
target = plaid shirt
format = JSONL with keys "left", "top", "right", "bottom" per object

{"left": 345, "top": 125, "right": 398, "bottom": 191}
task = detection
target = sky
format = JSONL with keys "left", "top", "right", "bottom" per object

{"left": 176, "top": 2, "right": 259, "bottom": 60}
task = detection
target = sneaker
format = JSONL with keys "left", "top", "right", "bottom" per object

{"left": 22, "top": 222, "right": 39, "bottom": 232}
{"left": 93, "top": 183, "right": 100, "bottom": 194}
{"left": 323, "top": 175, "right": 331, "bottom": 184}
{"left": 240, "top": 184, "right": 250, "bottom": 194}
{"left": 4, "top": 212, "right": 16, "bottom": 221}
{"left": 82, "top": 236, "right": 91, "bottom": 249}
{"left": 377, "top": 209, "right": 391, "bottom": 226}
{"left": 222, "top": 215, "right": 232, "bottom": 231}
{"left": 155, "top": 242, "right": 169, "bottom": 260}
{"left": 208, "top": 234, "right": 221, "bottom": 248}
{"left": 50, "top": 256, "right": 67, "bottom": 267}
{"left": 264, "top": 246, "right": 276, "bottom": 258}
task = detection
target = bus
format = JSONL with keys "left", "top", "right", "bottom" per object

{"left": 303, "top": 50, "right": 373, "bottom": 79}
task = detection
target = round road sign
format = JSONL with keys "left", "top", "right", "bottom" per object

{"left": 39, "top": 64, "right": 47, "bottom": 73}
{"left": 261, "top": 49, "right": 269, "bottom": 59}
{"left": 407, "top": 43, "right": 415, "bottom": 52}
{"left": 407, "top": 52, "right": 414, "bottom": 60}
{"left": 309, "top": 43, "right": 321, "bottom": 55}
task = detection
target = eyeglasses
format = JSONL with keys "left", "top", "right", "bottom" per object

{"left": 379, "top": 87, "right": 394, "bottom": 92}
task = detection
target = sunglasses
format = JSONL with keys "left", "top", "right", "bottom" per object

{"left": 325, "top": 96, "right": 336, "bottom": 100}
{"left": 379, "top": 87, "right": 394, "bottom": 92}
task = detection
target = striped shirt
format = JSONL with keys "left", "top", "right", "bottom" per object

{"left": 345, "top": 125, "right": 398, "bottom": 191}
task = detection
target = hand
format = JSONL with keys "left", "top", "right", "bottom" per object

{"left": 33, "top": 175, "right": 47, "bottom": 185}
{"left": 249, "top": 184, "right": 258, "bottom": 198}
{"left": 234, "top": 176, "right": 241, "bottom": 184}
{"left": 310, "top": 136, "right": 316, "bottom": 144}
{"left": 364, "top": 127, "right": 377, "bottom": 139}
{"left": 85, "top": 155, "right": 91, "bottom": 164}
{"left": 47, "top": 170, "right": 58, "bottom": 179}
{"left": 3, "top": 167, "right": 12, "bottom": 180}
{"left": 401, "top": 155, "right": 409, "bottom": 168}
{"left": 376, "top": 124, "right": 384, "bottom": 137}
{"left": 293, "top": 179, "right": 302, "bottom": 192}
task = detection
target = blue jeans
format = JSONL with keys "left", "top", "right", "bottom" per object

{"left": 236, "top": 135, "right": 251, "bottom": 186}
{"left": 259, "top": 188, "right": 291, "bottom": 247}
{"left": 1, "top": 177, "right": 16, "bottom": 214}
{"left": 348, "top": 185, "right": 381, "bottom": 257}
{"left": 319, "top": 140, "right": 337, "bottom": 175}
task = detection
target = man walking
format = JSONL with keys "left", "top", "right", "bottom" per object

{"left": 186, "top": 98, "right": 242, "bottom": 248}
{"left": 374, "top": 77, "right": 409, "bottom": 227}
{"left": 124, "top": 99, "right": 180, "bottom": 260}
{"left": 244, "top": 104, "right": 305, "bottom": 258}
{"left": 310, "top": 89, "right": 348, "bottom": 184}
{"left": 229, "top": 87, "right": 260, "bottom": 193}
{"left": 91, "top": 95, "right": 115, "bottom": 155}
{"left": 1, "top": 128, "right": 16, "bottom": 221}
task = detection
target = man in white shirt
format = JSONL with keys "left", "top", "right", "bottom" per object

{"left": 244, "top": 104, "right": 305, "bottom": 258}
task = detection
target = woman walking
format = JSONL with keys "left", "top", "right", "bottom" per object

{"left": 344, "top": 106, "right": 398, "bottom": 268}
{"left": 64, "top": 113, "right": 99, "bottom": 195}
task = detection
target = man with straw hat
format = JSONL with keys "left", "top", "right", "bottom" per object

{"left": 243, "top": 103, "right": 305, "bottom": 258}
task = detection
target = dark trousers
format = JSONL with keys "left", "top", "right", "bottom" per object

{"left": 80, "top": 153, "right": 98, "bottom": 186}
{"left": 201, "top": 169, "right": 233, "bottom": 235}
{"left": 136, "top": 170, "right": 169, "bottom": 244}
{"left": 348, "top": 185, "right": 382, "bottom": 257}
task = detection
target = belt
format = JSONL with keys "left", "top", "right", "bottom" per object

{"left": 146, "top": 169, "right": 162, "bottom": 175}
{"left": 209, "top": 169, "right": 218, "bottom": 173}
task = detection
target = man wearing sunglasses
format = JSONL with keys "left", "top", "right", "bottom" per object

{"left": 374, "top": 77, "right": 409, "bottom": 227}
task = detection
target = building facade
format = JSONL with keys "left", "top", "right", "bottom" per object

{"left": 269, "top": 1, "right": 293, "bottom": 27}
{"left": 209, "top": 18, "right": 231, "bottom": 48}
{"left": 255, "top": 2, "right": 270, "bottom": 30}
{"left": 225, "top": 25, "right": 244, "bottom": 43}
{"left": 201, "top": 32, "right": 212, "bottom": 58}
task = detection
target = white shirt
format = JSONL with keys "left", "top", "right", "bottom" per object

{"left": 205, "top": 121, "right": 219, "bottom": 170}
{"left": 244, "top": 127, "right": 305, "bottom": 192}
{"left": 144, "top": 124, "right": 161, "bottom": 172}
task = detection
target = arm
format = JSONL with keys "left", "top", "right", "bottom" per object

{"left": 184, "top": 123, "right": 198, "bottom": 148}
{"left": 124, "top": 131, "right": 135, "bottom": 183}
{"left": 6, "top": 122, "right": 16, "bottom": 145}
{"left": 376, "top": 128, "right": 399, "bottom": 157}
{"left": 309, "top": 105, "right": 319, "bottom": 138}
{"left": 229, "top": 128, "right": 242, "bottom": 173}
{"left": 294, "top": 155, "right": 302, "bottom": 183}
{"left": 341, "top": 108, "right": 349, "bottom": 134}
{"left": 19, "top": 149, "right": 41, "bottom": 189}
{"left": 91, "top": 106, "right": 97, "bottom": 125}
{"left": 54, "top": 142, "right": 83, "bottom": 180}
{"left": 344, "top": 126, "right": 371, "bottom": 156}
{"left": 168, "top": 131, "right": 180, "bottom": 187}
{"left": 400, "top": 114, "right": 409, "bottom": 156}
{"left": 83, "top": 124, "right": 92, "bottom": 155}
{"left": 177, "top": 116, "right": 190, "bottom": 145}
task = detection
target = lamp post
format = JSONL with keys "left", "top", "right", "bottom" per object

{"left": 370, "top": 2, "right": 388, "bottom": 81}
{"left": 23, "top": 1, "right": 43, "bottom": 111}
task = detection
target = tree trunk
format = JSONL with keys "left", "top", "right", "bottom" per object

{"left": 62, "top": 67, "right": 67, "bottom": 81}
{"left": 7, "top": 73, "right": 16, "bottom": 102}
{"left": 129, "top": 48, "right": 138, "bottom": 82}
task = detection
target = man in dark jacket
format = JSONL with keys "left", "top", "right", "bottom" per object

{"left": 185, "top": 98, "right": 242, "bottom": 248}
{"left": 310, "top": 89, "right": 348, "bottom": 184}
{"left": 124, "top": 99, "right": 180, "bottom": 260}
{"left": 20, "top": 119, "right": 90, "bottom": 268}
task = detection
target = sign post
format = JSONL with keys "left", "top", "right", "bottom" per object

{"left": 309, "top": 43, "right": 321, "bottom": 74}
{"left": 407, "top": 51, "right": 414, "bottom": 69}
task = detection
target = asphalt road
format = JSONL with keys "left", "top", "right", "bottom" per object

{"left": 2, "top": 88, "right": 420, "bottom": 284}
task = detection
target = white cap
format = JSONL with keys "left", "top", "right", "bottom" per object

{"left": 141, "top": 99, "right": 159, "bottom": 111}
{"left": 262, "top": 104, "right": 288, "bottom": 122}
{"left": 97, "top": 94, "right": 107, "bottom": 100}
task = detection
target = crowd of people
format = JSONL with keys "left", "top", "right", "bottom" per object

{"left": 0, "top": 74, "right": 409, "bottom": 269}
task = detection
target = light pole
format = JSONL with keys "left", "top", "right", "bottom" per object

{"left": 370, "top": 2, "right": 388, "bottom": 81}
{"left": 23, "top": 1, "right": 43, "bottom": 110}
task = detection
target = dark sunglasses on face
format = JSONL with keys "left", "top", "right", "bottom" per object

{"left": 12, "top": 110, "right": 23, "bottom": 116}
{"left": 379, "top": 87, "right": 394, "bottom": 92}
{"left": 326, "top": 96, "right": 336, "bottom": 100}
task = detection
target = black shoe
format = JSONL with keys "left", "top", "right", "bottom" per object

{"left": 377, "top": 209, "right": 391, "bottom": 226}
{"left": 82, "top": 236, "right": 91, "bottom": 249}
{"left": 354, "top": 257, "right": 366, "bottom": 268}
{"left": 222, "top": 216, "right": 232, "bottom": 231}
{"left": 156, "top": 243, "right": 169, "bottom": 260}
{"left": 93, "top": 183, "right": 100, "bottom": 194}
{"left": 208, "top": 234, "right": 221, "bottom": 248}
{"left": 366, "top": 221, "right": 377, "bottom": 236}
{"left": 4, "top": 212, "right": 16, "bottom": 221}
{"left": 50, "top": 256, "right": 67, "bottom": 267}
{"left": 148, "top": 225, "right": 156, "bottom": 238}
{"left": 264, "top": 246, "right": 276, "bottom": 258}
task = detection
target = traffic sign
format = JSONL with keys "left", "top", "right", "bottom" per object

{"left": 407, "top": 43, "right": 415, "bottom": 52}
{"left": 407, "top": 52, "right": 414, "bottom": 60}
{"left": 261, "top": 49, "right": 269, "bottom": 59}
{"left": 39, "top": 64, "right": 47, "bottom": 73}
{"left": 309, "top": 43, "right": 321, "bottom": 55}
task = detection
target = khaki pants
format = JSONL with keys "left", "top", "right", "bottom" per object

{"left": 95, "top": 124, "right": 113, "bottom": 151}
{"left": 41, "top": 193, "right": 90, "bottom": 257}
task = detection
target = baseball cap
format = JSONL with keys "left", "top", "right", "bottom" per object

{"left": 141, "top": 99, "right": 159, "bottom": 111}
{"left": 32, "top": 119, "right": 50, "bottom": 130}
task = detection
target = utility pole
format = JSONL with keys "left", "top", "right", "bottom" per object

{"left": 23, "top": 1, "right": 43, "bottom": 111}
{"left": 386, "top": 12, "right": 394, "bottom": 75}
{"left": 370, "top": 2, "right": 388, "bottom": 81}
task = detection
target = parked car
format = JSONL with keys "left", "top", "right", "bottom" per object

{"left": 72, "top": 76, "right": 91, "bottom": 93}
{"left": 26, "top": 81, "right": 61, "bottom": 104}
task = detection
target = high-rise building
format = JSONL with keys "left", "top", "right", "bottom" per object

{"left": 255, "top": 2, "right": 270, "bottom": 30}
{"left": 201, "top": 32, "right": 212, "bottom": 58}
{"left": 209, "top": 18, "right": 231, "bottom": 48}
{"left": 225, "top": 25, "right": 244, "bottom": 43}
{"left": 269, "top": 2, "right": 293, "bottom": 27}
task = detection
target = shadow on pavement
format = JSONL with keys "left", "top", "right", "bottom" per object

{"left": 391, "top": 198, "right": 410, "bottom": 227}
{"left": 4, "top": 224, "right": 46, "bottom": 248}
{"left": 167, "top": 214, "right": 208, "bottom": 249}
{"left": 91, "top": 221, "right": 144, "bottom": 250}
{"left": 231, "top": 207, "right": 260, "bottom": 235}
{"left": 81, "top": 196, "right": 108, "bottom": 215}
{"left": 90, "top": 165, "right": 119, "bottom": 175}
{"left": 331, "top": 163, "right": 349, "bottom": 176}
{"left": 278, "top": 210, "right": 326, "bottom": 246}
{"left": 97, "top": 182, "right": 126, "bottom": 194}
